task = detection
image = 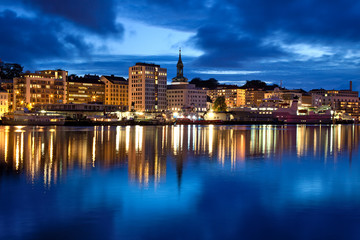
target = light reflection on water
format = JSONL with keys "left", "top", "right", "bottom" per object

{"left": 1, "top": 125, "right": 360, "bottom": 240}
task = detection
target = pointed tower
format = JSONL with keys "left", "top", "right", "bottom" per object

{"left": 172, "top": 48, "right": 188, "bottom": 83}
{"left": 177, "top": 49, "right": 184, "bottom": 77}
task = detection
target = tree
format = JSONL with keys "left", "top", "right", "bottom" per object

{"left": 212, "top": 96, "right": 227, "bottom": 112}
{"left": 190, "top": 77, "right": 219, "bottom": 89}
{"left": 240, "top": 80, "right": 281, "bottom": 90}
{"left": 0, "top": 62, "right": 23, "bottom": 79}
{"left": 241, "top": 80, "right": 267, "bottom": 90}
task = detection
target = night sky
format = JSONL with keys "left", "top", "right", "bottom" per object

{"left": 1, "top": 0, "right": 360, "bottom": 91}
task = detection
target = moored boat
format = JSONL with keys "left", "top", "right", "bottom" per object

{"left": 1, "top": 111, "right": 65, "bottom": 125}
{"left": 274, "top": 99, "right": 332, "bottom": 124}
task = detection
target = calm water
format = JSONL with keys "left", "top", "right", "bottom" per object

{"left": 1, "top": 125, "right": 360, "bottom": 240}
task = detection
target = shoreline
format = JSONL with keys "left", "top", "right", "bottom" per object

{"left": 0, "top": 119, "right": 356, "bottom": 126}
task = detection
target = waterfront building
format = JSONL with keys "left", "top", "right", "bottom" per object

{"left": 167, "top": 50, "right": 207, "bottom": 112}
{"left": 100, "top": 75, "right": 128, "bottom": 110}
{"left": 310, "top": 81, "right": 360, "bottom": 119}
{"left": 245, "top": 89, "right": 265, "bottom": 107}
{"left": 13, "top": 70, "right": 67, "bottom": 110}
{"left": 67, "top": 74, "right": 105, "bottom": 104}
{"left": 263, "top": 88, "right": 305, "bottom": 107}
{"left": 128, "top": 62, "right": 167, "bottom": 112}
{"left": 208, "top": 86, "right": 246, "bottom": 108}
{"left": 0, "top": 80, "right": 14, "bottom": 111}
{"left": 0, "top": 88, "right": 9, "bottom": 117}
{"left": 301, "top": 94, "right": 313, "bottom": 107}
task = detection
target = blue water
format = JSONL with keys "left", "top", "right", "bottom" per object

{"left": 1, "top": 125, "right": 360, "bottom": 240}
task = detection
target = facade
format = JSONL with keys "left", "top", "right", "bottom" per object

{"left": 301, "top": 94, "right": 313, "bottom": 107}
{"left": 167, "top": 50, "right": 207, "bottom": 112}
{"left": 101, "top": 75, "right": 128, "bottom": 109}
{"left": 208, "top": 86, "right": 246, "bottom": 108}
{"left": 0, "top": 88, "right": 9, "bottom": 117}
{"left": 245, "top": 89, "right": 265, "bottom": 107}
{"left": 0, "top": 80, "right": 14, "bottom": 111}
{"left": 310, "top": 82, "right": 360, "bottom": 119}
{"left": 167, "top": 84, "right": 207, "bottom": 112}
{"left": 129, "top": 63, "right": 167, "bottom": 112}
{"left": 236, "top": 88, "right": 246, "bottom": 107}
{"left": 67, "top": 75, "right": 105, "bottom": 104}
{"left": 14, "top": 70, "right": 67, "bottom": 110}
{"left": 263, "top": 88, "right": 304, "bottom": 107}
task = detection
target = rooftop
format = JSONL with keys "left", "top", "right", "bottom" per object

{"left": 68, "top": 77, "right": 104, "bottom": 85}
{"left": 135, "top": 62, "right": 160, "bottom": 68}
{"left": 102, "top": 75, "right": 127, "bottom": 84}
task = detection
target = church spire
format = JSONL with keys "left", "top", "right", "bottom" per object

{"left": 172, "top": 48, "right": 188, "bottom": 83}
{"left": 177, "top": 48, "right": 184, "bottom": 77}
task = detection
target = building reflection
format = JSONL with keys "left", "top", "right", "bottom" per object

{"left": 0, "top": 125, "right": 359, "bottom": 188}
{"left": 127, "top": 126, "right": 167, "bottom": 188}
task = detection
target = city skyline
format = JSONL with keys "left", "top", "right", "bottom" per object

{"left": 1, "top": 0, "right": 360, "bottom": 91}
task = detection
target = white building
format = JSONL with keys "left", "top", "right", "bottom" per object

{"left": 310, "top": 81, "right": 360, "bottom": 119}
{"left": 167, "top": 50, "right": 207, "bottom": 112}
{"left": 0, "top": 88, "right": 8, "bottom": 117}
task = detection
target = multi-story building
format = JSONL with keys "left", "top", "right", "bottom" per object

{"left": 310, "top": 81, "right": 360, "bottom": 119}
{"left": 67, "top": 75, "right": 105, "bottom": 104}
{"left": 0, "top": 88, "right": 8, "bottom": 116}
{"left": 0, "top": 80, "right": 14, "bottom": 111}
{"left": 167, "top": 50, "right": 207, "bottom": 112}
{"left": 263, "top": 88, "right": 304, "bottom": 107}
{"left": 13, "top": 70, "right": 67, "bottom": 110}
{"left": 300, "top": 94, "right": 313, "bottom": 107}
{"left": 236, "top": 88, "right": 246, "bottom": 107}
{"left": 100, "top": 75, "right": 128, "bottom": 110}
{"left": 208, "top": 86, "right": 246, "bottom": 108}
{"left": 167, "top": 84, "right": 207, "bottom": 112}
{"left": 128, "top": 63, "right": 167, "bottom": 112}
{"left": 245, "top": 89, "right": 265, "bottom": 107}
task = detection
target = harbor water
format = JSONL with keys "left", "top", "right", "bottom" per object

{"left": 1, "top": 125, "right": 360, "bottom": 240}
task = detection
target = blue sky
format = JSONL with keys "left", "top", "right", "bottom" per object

{"left": 1, "top": 0, "right": 360, "bottom": 91}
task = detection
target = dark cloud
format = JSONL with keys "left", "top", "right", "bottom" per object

{"left": 1, "top": 0, "right": 360, "bottom": 91}
{"left": 116, "top": 0, "right": 209, "bottom": 31}
{"left": 191, "top": 25, "right": 287, "bottom": 67}
{"left": 120, "top": 0, "right": 360, "bottom": 41}
{"left": 229, "top": 0, "right": 360, "bottom": 41}
{"left": 24, "top": 0, "right": 122, "bottom": 34}
{"left": 0, "top": 10, "right": 92, "bottom": 63}
{"left": 117, "top": 0, "right": 360, "bottom": 68}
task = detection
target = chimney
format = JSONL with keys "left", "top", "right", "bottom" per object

{"left": 350, "top": 81, "right": 353, "bottom": 91}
